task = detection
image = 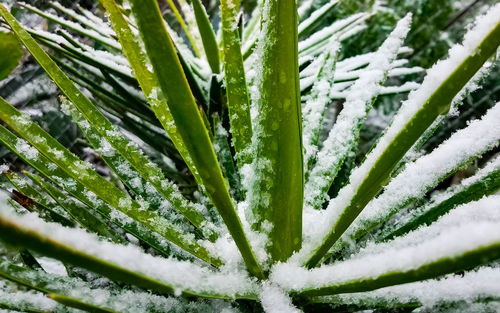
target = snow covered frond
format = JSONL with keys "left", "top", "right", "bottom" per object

{"left": 0, "top": 210, "right": 258, "bottom": 299}
{"left": 328, "top": 103, "right": 500, "bottom": 256}
{"left": 271, "top": 196, "right": 500, "bottom": 296}
{"left": 0, "top": 0, "right": 499, "bottom": 312}
{"left": 379, "top": 154, "right": 500, "bottom": 241}
{"left": 0, "top": 260, "right": 245, "bottom": 313}
{"left": 0, "top": 282, "right": 60, "bottom": 312}
{"left": 18, "top": 2, "right": 121, "bottom": 50}
{"left": 303, "top": 14, "right": 411, "bottom": 214}
{"left": 301, "top": 40, "right": 340, "bottom": 174}
{"left": 309, "top": 266, "right": 500, "bottom": 311}
{"left": 298, "top": 4, "right": 500, "bottom": 268}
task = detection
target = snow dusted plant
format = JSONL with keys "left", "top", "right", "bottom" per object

{"left": 0, "top": 0, "right": 499, "bottom": 312}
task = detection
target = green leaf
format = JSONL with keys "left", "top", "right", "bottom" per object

{"left": 60, "top": 96, "right": 216, "bottom": 241}
{"left": 304, "top": 15, "right": 410, "bottom": 210}
{"left": 213, "top": 117, "right": 242, "bottom": 201}
{"left": 304, "top": 13, "right": 500, "bottom": 268}
{"left": 0, "top": 218, "right": 185, "bottom": 297}
{"left": 302, "top": 43, "right": 339, "bottom": 177}
{"left": 96, "top": 0, "right": 203, "bottom": 187}
{"left": 164, "top": 0, "right": 201, "bottom": 57}
{"left": 128, "top": 0, "right": 264, "bottom": 278}
{"left": 0, "top": 262, "right": 116, "bottom": 313}
{"left": 4, "top": 172, "right": 75, "bottom": 227}
{"left": 17, "top": 2, "right": 121, "bottom": 50}
{"left": 0, "top": 124, "right": 191, "bottom": 260}
{"left": 297, "top": 241, "right": 500, "bottom": 297}
{"left": 220, "top": 0, "right": 253, "bottom": 168}
{"left": 19, "top": 249, "right": 44, "bottom": 271}
{"left": 0, "top": 31, "right": 23, "bottom": 80}
{"left": 250, "top": 0, "right": 303, "bottom": 262}
{"left": 0, "top": 215, "right": 258, "bottom": 300}
{"left": 24, "top": 171, "right": 126, "bottom": 243}
{"left": 0, "top": 97, "right": 219, "bottom": 265}
{"left": 298, "top": 0, "right": 339, "bottom": 38}
{"left": 0, "top": 5, "right": 220, "bottom": 265}
{"left": 48, "top": 294, "right": 118, "bottom": 313}
{"left": 191, "top": 0, "right": 220, "bottom": 73}
{"left": 48, "top": 1, "right": 114, "bottom": 39}
{"left": 386, "top": 163, "right": 500, "bottom": 240}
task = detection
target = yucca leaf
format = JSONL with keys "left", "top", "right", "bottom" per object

{"left": 0, "top": 212, "right": 258, "bottom": 300}
{"left": 0, "top": 30, "right": 23, "bottom": 81}
{"left": 241, "top": 4, "right": 261, "bottom": 60}
{"left": 60, "top": 97, "right": 216, "bottom": 240}
{"left": 128, "top": 0, "right": 264, "bottom": 278}
{"left": 220, "top": 0, "right": 253, "bottom": 167}
{"left": 249, "top": 0, "right": 303, "bottom": 262}
{"left": 191, "top": 0, "right": 220, "bottom": 73}
{"left": 48, "top": 1, "right": 115, "bottom": 39}
{"left": 48, "top": 294, "right": 118, "bottom": 313}
{"left": 26, "top": 31, "right": 135, "bottom": 84}
{"left": 213, "top": 117, "right": 242, "bottom": 201}
{"left": 0, "top": 286, "right": 59, "bottom": 313}
{"left": 304, "top": 10, "right": 500, "bottom": 267}
{"left": 0, "top": 124, "right": 192, "bottom": 260}
{"left": 297, "top": 0, "right": 314, "bottom": 20}
{"left": 243, "top": 3, "right": 260, "bottom": 42}
{"left": 323, "top": 104, "right": 500, "bottom": 260}
{"left": 299, "top": 241, "right": 500, "bottom": 296}
{"left": 0, "top": 4, "right": 220, "bottom": 246}
{"left": 298, "top": 0, "right": 339, "bottom": 38}
{"left": 385, "top": 157, "right": 500, "bottom": 240}
{"left": 303, "top": 15, "right": 410, "bottom": 210}
{"left": 301, "top": 44, "right": 340, "bottom": 176}
{"left": 17, "top": 2, "right": 121, "bottom": 50}
{"left": 298, "top": 13, "right": 370, "bottom": 59}
{"left": 24, "top": 171, "right": 126, "bottom": 243}
{"left": 307, "top": 267, "right": 500, "bottom": 310}
{"left": 0, "top": 262, "right": 115, "bottom": 313}
{"left": 273, "top": 197, "right": 500, "bottom": 297}
{"left": 19, "top": 249, "right": 44, "bottom": 271}
{"left": 164, "top": 0, "right": 201, "bottom": 57}
{"left": 0, "top": 97, "right": 220, "bottom": 265}
{"left": 97, "top": 0, "right": 203, "bottom": 186}
{"left": 4, "top": 172, "right": 74, "bottom": 227}
{"left": 0, "top": 260, "right": 245, "bottom": 312}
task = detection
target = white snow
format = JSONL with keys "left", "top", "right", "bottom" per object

{"left": 332, "top": 103, "right": 500, "bottom": 253}
{"left": 298, "top": 4, "right": 500, "bottom": 263}
{"left": 260, "top": 284, "right": 303, "bottom": 313}
{"left": 303, "top": 14, "right": 412, "bottom": 213}
{"left": 272, "top": 196, "right": 500, "bottom": 293}
{"left": 0, "top": 210, "right": 258, "bottom": 298}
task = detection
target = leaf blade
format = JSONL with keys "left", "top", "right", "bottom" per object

{"left": 128, "top": 0, "right": 264, "bottom": 278}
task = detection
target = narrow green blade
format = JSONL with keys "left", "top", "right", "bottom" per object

{"left": 0, "top": 124, "right": 194, "bottom": 261}
{"left": 25, "top": 171, "right": 126, "bottom": 243}
{"left": 248, "top": 0, "right": 303, "bottom": 262}
{"left": 304, "top": 10, "right": 500, "bottom": 267}
{"left": 0, "top": 96, "right": 220, "bottom": 266}
{"left": 220, "top": 0, "right": 253, "bottom": 167}
{"left": 191, "top": 0, "right": 220, "bottom": 73}
{"left": 0, "top": 31, "right": 23, "bottom": 80}
{"left": 128, "top": 0, "right": 264, "bottom": 278}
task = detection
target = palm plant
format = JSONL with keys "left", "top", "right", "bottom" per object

{"left": 0, "top": 0, "right": 499, "bottom": 312}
